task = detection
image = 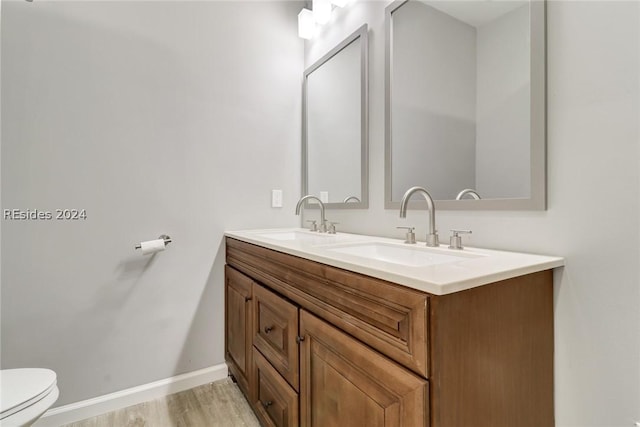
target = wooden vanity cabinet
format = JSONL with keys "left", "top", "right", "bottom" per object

{"left": 225, "top": 237, "right": 554, "bottom": 427}
{"left": 226, "top": 266, "right": 427, "bottom": 427}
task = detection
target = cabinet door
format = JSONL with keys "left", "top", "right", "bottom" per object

{"left": 225, "top": 265, "right": 253, "bottom": 397}
{"left": 253, "top": 348, "right": 299, "bottom": 427}
{"left": 299, "top": 310, "right": 428, "bottom": 427}
{"left": 253, "top": 283, "right": 299, "bottom": 391}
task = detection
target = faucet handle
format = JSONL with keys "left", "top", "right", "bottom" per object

{"left": 449, "top": 229, "right": 472, "bottom": 250}
{"left": 328, "top": 222, "right": 339, "bottom": 234}
{"left": 306, "top": 220, "right": 318, "bottom": 232}
{"left": 397, "top": 226, "right": 416, "bottom": 244}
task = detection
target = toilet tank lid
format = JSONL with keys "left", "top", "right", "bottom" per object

{"left": 0, "top": 368, "right": 57, "bottom": 416}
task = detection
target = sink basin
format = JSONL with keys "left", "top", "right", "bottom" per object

{"left": 325, "top": 242, "right": 483, "bottom": 267}
{"left": 253, "top": 230, "right": 333, "bottom": 242}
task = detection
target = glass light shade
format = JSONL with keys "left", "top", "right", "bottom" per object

{"left": 331, "top": 0, "right": 349, "bottom": 7}
{"left": 298, "top": 8, "right": 315, "bottom": 40}
{"left": 313, "top": 0, "right": 332, "bottom": 25}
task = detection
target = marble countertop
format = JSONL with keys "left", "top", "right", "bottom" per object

{"left": 224, "top": 228, "right": 564, "bottom": 295}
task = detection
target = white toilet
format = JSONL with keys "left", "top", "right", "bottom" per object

{"left": 0, "top": 369, "right": 59, "bottom": 427}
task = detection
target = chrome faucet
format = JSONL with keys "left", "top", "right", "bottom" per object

{"left": 343, "top": 196, "right": 361, "bottom": 203}
{"left": 295, "top": 195, "right": 327, "bottom": 232}
{"left": 399, "top": 186, "right": 438, "bottom": 247}
{"left": 456, "top": 188, "right": 481, "bottom": 200}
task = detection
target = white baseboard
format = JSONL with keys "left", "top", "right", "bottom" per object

{"left": 35, "top": 363, "right": 228, "bottom": 427}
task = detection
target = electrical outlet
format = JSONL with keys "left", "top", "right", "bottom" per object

{"left": 320, "top": 191, "right": 329, "bottom": 203}
{"left": 271, "top": 189, "right": 283, "bottom": 208}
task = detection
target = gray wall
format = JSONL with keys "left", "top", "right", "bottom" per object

{"left": 475, "top": 4, "right": 531, "bottom": 199}
{"left": 1, "top": 0, "right": 302, "bottom": 405}
{"left": 304, "top": 1, "right": 640, "bottom": 425}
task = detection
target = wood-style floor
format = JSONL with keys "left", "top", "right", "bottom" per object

{"left": 62, "top": 378, "right": 260, "bottom": 427}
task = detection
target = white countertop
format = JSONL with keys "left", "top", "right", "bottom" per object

{"left": 225, "top": 228, "right": 564, "bottom": 295}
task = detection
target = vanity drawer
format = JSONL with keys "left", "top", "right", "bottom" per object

{"left": 253, "top": 283, "right": 300, "bottom": 390}
{"left": 227, "top": 237, "right": 429, "bottom": 378}
{"left": 252, "top": 347, "right": 299, "bottom": 427}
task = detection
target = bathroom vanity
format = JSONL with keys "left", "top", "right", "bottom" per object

{"left": 224, "top": 229, "right": 563, "bottom": 427}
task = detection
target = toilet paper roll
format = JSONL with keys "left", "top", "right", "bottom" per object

{"left": 140, "top": 239, "right": 166, "bottom": 255}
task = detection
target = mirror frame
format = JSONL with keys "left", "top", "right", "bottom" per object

{"left": 384, "top": 0, "right": 546, "bottom": 210}
{"left": 302, "top": 24, "right": 369, "bottom": 209}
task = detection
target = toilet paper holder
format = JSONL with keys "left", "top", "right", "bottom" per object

{"left": 135, "top": 234, "right": 172, "bottom": 250}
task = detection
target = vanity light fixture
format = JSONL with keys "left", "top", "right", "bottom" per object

{"left": 298, "top": 8, "right": 315, "bottom": 40}
{"left": 299, "top": 0, "right": 355, "bottom": 39}
{"left": 313, "top": 0, "right": 332, "bottom": 25}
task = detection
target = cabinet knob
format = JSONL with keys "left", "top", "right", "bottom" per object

{"left": 261, "top": 400, "right": 273, "bottom": 409}
{"left": 264, "top": 326, "right": 274, "bottom": 334}
{"left": 296, "top": 335, "right": 305, "bottom": 344}
{"left": 244, "top": 296, "right": 252, "bottom": 302}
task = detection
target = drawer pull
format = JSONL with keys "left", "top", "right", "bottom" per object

{"left": 264, "top": 326, "right": 274, "bottom": 334}
{"left": 244, "top": 296, "right": 252, "bottom": 302}
{"left": 296, "top": 335, "right": 305, "bottom": 344}
{"left": 261, "top": 400, "right": 273, "bottom": 409}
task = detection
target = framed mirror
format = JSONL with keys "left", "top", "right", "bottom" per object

{"left": 303, "top": 24, "right": 369, "bottom": 209}
{"left": 385, "top": 0, "right": 546, "bottom": 210}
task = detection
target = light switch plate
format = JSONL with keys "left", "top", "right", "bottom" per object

{"left": 271, "top": 189, "right": 283, "bottom": 208}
